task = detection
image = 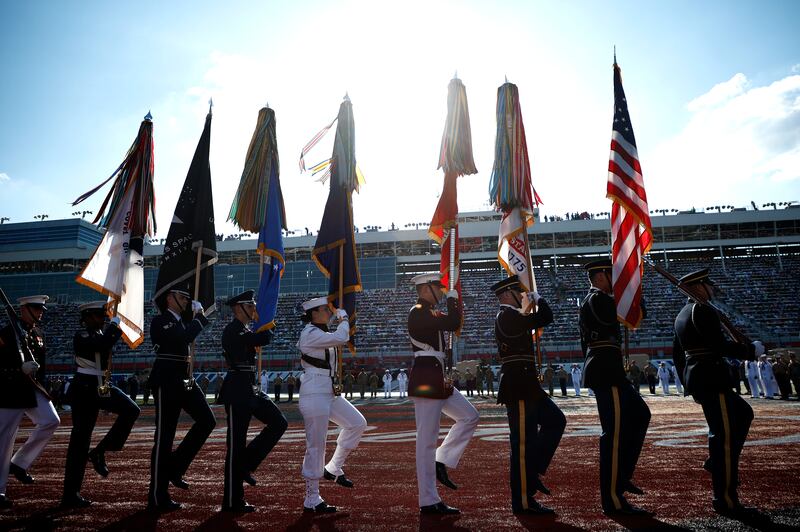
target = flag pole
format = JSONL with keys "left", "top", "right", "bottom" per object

{"left": 257, "top": 253, "right": 265, "bottom": 393}
{"left": 520, "top": 219, "right": 543, "bottom": 379}
{"left": 186, "top": 241, "right": 203, "bottom": 390}
{"left": 447, "top": 227, "right": 456, "bottom": 374}
{"left": 336, "top": 245, "right": 345, "bottom": 392}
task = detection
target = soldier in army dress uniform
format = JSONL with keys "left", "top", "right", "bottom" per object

{"left": 297, "top": 296, "right": 367, "bottom": 513}
{"left": 672, "top": 269, "right": 765, "bottom": 517}
{"left": 407, "top": 273, "right": 479, "bottom": 515}
{"left": 492, "top": 275, "right": 565, "bottom": 515}
{"left": 219, "top": 290, "right": 288, "bottom": 513}
{"left": 147, "top": 285, "right": 216, "bottom": 511}
{"left": 62, "top": 301, "right": 141, "bottom": 508}
{"left": 0, "top": 295, "right": 60, "bottom": 509}
{"left": 579, "top": 260, "right": 651, "bottom": 515}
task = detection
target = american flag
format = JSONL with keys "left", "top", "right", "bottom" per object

{"left": 606, "top": 60, "right": 653, "bottom": 328}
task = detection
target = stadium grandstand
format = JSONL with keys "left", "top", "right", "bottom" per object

{"left": 1, "top": 206, "right": 798, "bottom": 376}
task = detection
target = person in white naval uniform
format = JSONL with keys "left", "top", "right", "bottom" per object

{"left": 745, "top": 360, "right": 762, "bottom": 398}
{"left": 407, "top": 273, "right": 479, "bottom": 515}
{"left": 397, "top": 369, "right": 408, "bottom": 398}
{"left": 570, "top": 364, "right": 582, "bottom": 396}
{"left": 297, "top": 296, "right": 367, "bottom": 513}
{"left": 671, "top": 363, "right": 683, "bottom": 395}
{"left": 757, "top": 355, "right": 777, "bottom": 398}
{"left": 382, "top": 370, "right": 392, "bottom": 399}
{"left": 657, "top": 362, "right": 671, "bottom": 395}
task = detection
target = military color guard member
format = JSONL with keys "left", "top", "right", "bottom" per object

{"left": 579, "top": 260, "right": 651, "bottom": 515}
{"left": 297, "top": 296, "right": 367, "bottom": 513}
{"left": 0, "top": 295, "right": 60, "bottom": 509}
{"left": 672, "top": 268, "right": 764, "bottom": 517}
{"left": 407, "top": 273, "right": 478, "bottom": 515}
{"left": 62, "top": 301, "right": 140, "bottom": 508}
{"left": 492, "top": 275, "right": 565, "bottom": 515}
{"left": 219, "top": 290, "right": 288, "bottom": 512}
{"left": 147, "top": 284, "right": 216, "bottom": 511}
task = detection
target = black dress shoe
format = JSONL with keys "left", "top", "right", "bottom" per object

{"left": 435, "top": 462, "right": 458, "bottom": 490}
{"left": 603, "top": 504, "right": 653, "bottom": 516}
{"left": 222, "top": 501, "right": 255, "bottom": 513}
{"left": 0, "top": 494, "right": 12, "bottom": 509}
{"left": 713, "top": 502, "right": 759, "bottom": 518}
{"left": 514, "top": 499, "right": 556, "bottom": 515}
{"left": 532, "top": 476, "right": 551, "bottom": 495}
{"left": 61, "top": 493, "right": 92, "bottom": 508}
{"left": 88, "top": 449, "right": 109, "bottom": 478}
{"left": 243, "top": 472, "right": 257, "bottom": 486}
{"left": 303, "top": 501, "right": 337, "bottom": 513}
{"left": 703, "top": 457, "right": 712, "bottom": 473}
{"left": 170, "top": 477, "right": 189, "bottom": 490}
{"left": 9, "top": 463, "right": 34, "bottom": 484}
{"left": 147, "top": 499, "right": 182, "bottom": 512}
{"left": 420, "top": 502, "right": 460, "bottom": 515}
{"left": 624, "top": 481, "right": 644, "bottom": 495}
{"left": 323, "top": 468, "right": 354, "bottom": 488}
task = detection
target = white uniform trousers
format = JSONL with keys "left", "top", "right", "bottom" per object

{"left": 748, "top": 375, "right": 762, "bottom": 398}
{"left": 399, "top": 383, "right": 408, "bottom": 398}
{"left": 383, "top": 383, "right": 391, "bottom": 398}
{"left": 660, "top": 379, "right": 670, "bottom": 395}
{"left": 572, "top": 380, "right": 581, "bottom": 396}
{"left": 0, "top": 391, "right": 60, "bottom": 495}
{"left": 412, "top": 390, "right": 479, "bottom": 506}
{"left": 674, "top": 375, "right": 683, "bottom": 395}
{"left": 299, "top": 391, "right": 366, "bottom": 506}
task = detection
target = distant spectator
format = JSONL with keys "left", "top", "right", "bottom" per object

{"left": 273, "top": 374, "right": 283, "bottom": 403}
{"left": 773, "top": 356, "right": 791, "bottom": 400}
{"left": 368, "top": 371, "right": 379, "bottom": 398}
{"left": 344, "top": 370, "right": 355, "bottom": 399}
{"left": 357, "top": 370, "right": 368, "bottom": 399}
{"left": 142, "top": 374, "right": 151, "bottom": 405}
{"left": 544, "top": 364, "right": 555, "bottom": 397}
{"left": 789, "top": 354, "right": 800, "bottom": 399}
{"left": 286, "top": 373, "right": 296, "bottom": 403}
{"left": 127, "top": 373, "right": 139, "bottom": 402}
{"left": 475, "top": 366, "right": 485, "bottom": 396}
{"left": 627, "top": 361, "right": 642, "bottom": 393}
{"left": 644, "top": 362, "right": 658, "bottom": 395}
{"left": 657, "top": 362, "right": 670, "bottom": 395}
{"left": 557, "top": 366, "right": 568, "bottom": 396}
{"left": 485, "top": 366, "right": 495, "bottom": 397}
{"left": 464, "top": 369, "right": 475, "bottom": 397}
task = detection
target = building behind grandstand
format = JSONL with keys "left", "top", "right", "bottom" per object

{"left": 1, "top": 206, "right": 798, "bottom": 374}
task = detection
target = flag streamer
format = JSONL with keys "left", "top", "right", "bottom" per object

{"left": 74, "top": 115, "right": 155, "bottom": 348}
{"left": 607, "top": 61, "right": 653, "bottom": 329}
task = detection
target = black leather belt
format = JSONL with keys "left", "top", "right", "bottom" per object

{"left": 685, "top": 349, "right": 715, "bottom": 357}
{"left": 588, "top": 341, "right": 621, "bottom": 350}
{"left": 228, "top": 365, "right": 256, "bottom": 372}
{"left": 500, "top": 355, "right": 537, "bottom": 365}
{"left": 155, "top": 353, "right": 188, "bottom": 362}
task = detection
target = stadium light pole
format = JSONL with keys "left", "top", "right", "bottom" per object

{"left": 34, "top": 214, "right": 49, "bottom": 222}
{"left": 0, "top": 217, "right": 9, "bottom": 224}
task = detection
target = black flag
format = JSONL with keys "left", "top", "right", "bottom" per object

{"left": 153, "top": 112, "right": 218, "bottom": 315}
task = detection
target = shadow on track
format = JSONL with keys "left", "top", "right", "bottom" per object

{"left": 286, "top": 511, "right": 350, "bottom": 532}
{"left": 418, "top": 513, "right": 470, "bottom": 532}
{"left": 606, "top": 514, "right": 691, "bottom": 531}
{"left": 195, "top": 511, "right": 246, "bottom": 532}
{"left": 97, "top": 509, "right": 160, "bottom": 532}
{"left": 515, "top": 514, "right": 589, "bottom": 531}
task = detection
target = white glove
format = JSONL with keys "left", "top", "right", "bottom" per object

{"left": 752, "top": 340, "right": 765, "bottom": 357}
{"left": 527, "top": 291, "right": 542, "bottom": 304}
{"left": 191, "top": 300, "right": 204, "bottom": 314}
{"left": 109, "top": 316, "right": 121, "bottom": 327}
{"left": 21, "top": 360, "right": 40, "bottom": 376}
{"left": 335, "top": 308, "right": 348, "bottom": 320}
{"left": 447, "top": 289, "right": 458, "bottom": 300}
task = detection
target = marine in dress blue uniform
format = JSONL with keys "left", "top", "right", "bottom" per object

{"left": 492, "top": 276, "right": 565, "bottom": 515}
{"left": 219, "top": 290, "right": 287, "bottom": 513}
{"left": 62, "top": 301, "right": 140, "bottom": 508}
{"left": 579, "top": 260, "right": 651, "bottom": 515}
{"left": 672, "top": 269, "right": 764, "bottom": 518}
{"left": 147, "top": 285, "right": 216, "bottom": 511}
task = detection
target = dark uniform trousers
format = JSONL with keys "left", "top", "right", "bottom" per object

{"left": 593, "top": 381, "right": 650, "bottom": 511}
{"left": 223, "top": 392, "right": 287, "bottom": 507}
{"left": 148, "top": 311, "right": 215, "bottom": 506}
{"left": 506, "top": 395, "right": 565, "bottom": 511}
{"left": 64, "top": 375, "right": 140, "bottom": 496}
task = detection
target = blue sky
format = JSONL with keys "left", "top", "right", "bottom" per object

{"left": 1, "top": 0, "right": 798, "bottom": 235}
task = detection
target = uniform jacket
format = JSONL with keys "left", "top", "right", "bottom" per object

{"left": 579, "top": 288, "right": 626, "bottom": 389}
{"left": 407, "top": 296, "right": 461, "bottom": 399}
{"left": 494, "top": 299, "right": 553, "bottom": 405}
{"left": 673, "top": 301, "right": 754, "bottom": 397}
{"left": 297, "top": 321, "right": 349, "bottom": 395}
{"left": 149, "top": 309, "right": 209, "bottom": 387}
{"left": 74, "top": 323, "right": 123, "bottom": 370}
{"left": 0, "top": 323, "right": 42, "bottom": 408}
{"left": 218, "top": 319, "right": 273, "bottom": 405}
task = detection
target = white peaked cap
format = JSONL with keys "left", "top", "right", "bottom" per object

{"left": 79, "top": 301, "right": 107, "bottom": 312}
{"left": 411, "top": 273, "right": 442, "bottom": 286}
{"left": 302, "top": 296, "right": 330, "bottom": 311}
{"left": 17, "top": 295, "right": 49, "bottom": 306}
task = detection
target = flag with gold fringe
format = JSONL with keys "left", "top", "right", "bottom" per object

{"left": 489, "top": 82, "right": 542, "bottom": 293}
{"left": 301, "top": 96, "right": 363, "bottom": 351}
{"left": 429, "top": 77, "right": 477, "bottom": 335}
{"left": 72, "top": 113, "right": 156, "bottom": 348}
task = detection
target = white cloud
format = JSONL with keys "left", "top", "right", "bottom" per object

{"left": 792, "top": 64, "right": 800, "bottom": 74}
{"left": 0, "top": 172, "right": 9, "bottom": 183}
{"left": 647, "top": 73, "right": 800, "bottom": 207}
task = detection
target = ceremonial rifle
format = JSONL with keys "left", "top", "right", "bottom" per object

{"left": 0, "top": 287, "right": 52, "bottom": 400}
{"left": 643, "top": 257, "right": 752, "bottom": 345}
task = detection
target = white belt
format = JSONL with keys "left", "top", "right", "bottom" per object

{"left": 77, "top": 367, "right": 104, "bottom": 376}
{"left": 414, "top": 351, "right": 445, "bottom": 361}
{"left": 303, "top": 367, "right": 333, "bottom": 376}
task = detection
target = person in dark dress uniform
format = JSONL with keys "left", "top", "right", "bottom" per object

{"left": 62, "top": 301, "right": 141, "bottom": 508}
{"left": 579, "top": 259, "right": 651, "bottom": 516}
{"left": 147, "top": 285, "right": 216, "bottom": 511}
{"left": 492, "top": 275, "right": 565, "bottom": 515}
{"left": 0, "top": 295, "right": 60, "bottom": 509}
{"left": 219, "top": 290, "right": 288, "bottom": 513}
{"left": 672, "top": 268, "right": 764, "bottom": 517}
{"left": 407, "top": 273, "right": 479, "bottom": 515}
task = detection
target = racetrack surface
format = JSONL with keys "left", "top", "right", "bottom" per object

{"left": 2, "top": 391, "right": 799, "bottom": 531}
